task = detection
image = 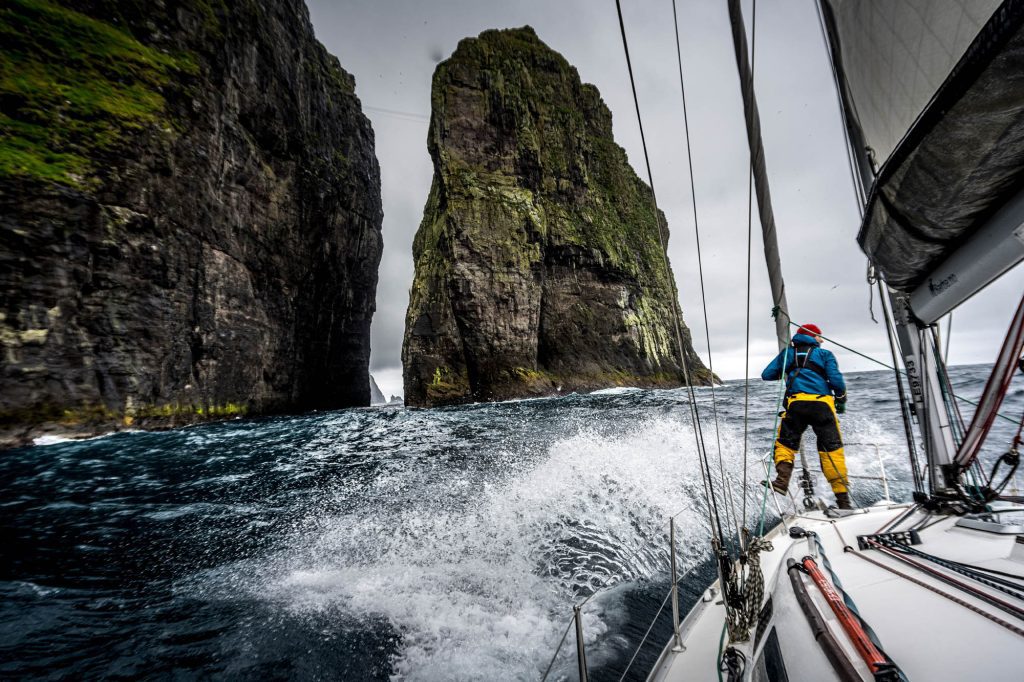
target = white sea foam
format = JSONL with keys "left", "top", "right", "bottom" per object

{"left": 247, "top": 412, "right": 747, "bottom": 680}
{"left": 32, "top": 429, "right": 142, "bottom": 447}
{"left": 239, "top": 383, "right": 914, "bottom": 680}
{"left": 589, "top": 386, "right": 642, "bottom": 395}
{"left": 32, "top": 435, "right": 77, "bottom": 446}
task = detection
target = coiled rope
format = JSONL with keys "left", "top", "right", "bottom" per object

{"left": 725, "top": 533, "right": 773, "bottom": 642}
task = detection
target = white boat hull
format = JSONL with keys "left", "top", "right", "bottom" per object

{"left": 648, "top": 502, "right": 1024, "bottom": 681}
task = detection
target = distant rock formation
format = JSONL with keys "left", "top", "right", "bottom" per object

{"left": 402, "top": 27, "right": 712, "bottom": 407}
{"left": 0, "top": 0, "right": 382, "bottom": 446}
{"left": 369, "top": 375, "right": 387, "bottom": 405}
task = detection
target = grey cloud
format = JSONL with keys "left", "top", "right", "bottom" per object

{"left": 308, "top": 0, "right": 1021, "bottom": 393}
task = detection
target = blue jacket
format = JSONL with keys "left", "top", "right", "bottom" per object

{"left": 761, "top": 334, "right": 846, "bottom": 398}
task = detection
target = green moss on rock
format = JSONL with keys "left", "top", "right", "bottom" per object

{"left": 403, "top": 27, "right": 713, "bottom": 407}
{"left": 0, "top": 0, "right": 196, "bottom": 187}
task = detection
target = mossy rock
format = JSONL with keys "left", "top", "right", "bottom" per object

{"left": 0, "top": 0, "right": 197, "bottom": 187}
{"left": 402, "top": 27, "right": 714, "bottom": 407}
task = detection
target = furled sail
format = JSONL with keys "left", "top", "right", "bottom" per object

{"left": 822, "top": 0, "right": 1024, "bottom": 299}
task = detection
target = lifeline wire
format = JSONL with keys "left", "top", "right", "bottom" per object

{"left": 670, "top": 0, "right": 739, "bottom": 546}
{"left": 614, "top": 0, "right": 727, "bottom": 548}
{"left": 617, "top": 563, "right": 700, "bottom": 682}
{"left": 783, "top": 318, "right": 1019, "bottom": 427}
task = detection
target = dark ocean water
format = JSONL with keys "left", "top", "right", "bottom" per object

{"left": 2, "top": 364, "right": 1021, "bottom": 681}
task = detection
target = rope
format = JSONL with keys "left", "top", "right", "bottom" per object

{"left": 881, "top": 538, "right": 1024, "bottom": 602}
{"left": 1014, "top": 409, "right": 1024, "bottom": 450}
{"left": 851, "top": 545, "right": 1024, "bottom": 638}
{"left": 809, "top": 533, "right": 902, "bottom": 674}
{"left": 954, "top": 292, "right": 1024, "bottom": 471}
{"left": 866, "top": 538, "right": 1024, "bottom": 622}
{"left": 725, "top": 534, "right": 773, "bottom": 642}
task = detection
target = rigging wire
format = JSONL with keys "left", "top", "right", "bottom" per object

{"left": 613, "top": 0, "right": 727, "bottom": 548}
{"left": 741, "top": 0, "right": 758, "bottom": 534}
{"left": 779, "top": 317, "right": 1019, "bottom": 427}
{"left": 932, "top": 327, "right": 967, "bottom": 449}
{"left": 944, "top": 312, "right": 953, "bottom": 363}
{"left": 669, "top": 0, "right": 739, "bottom": 545}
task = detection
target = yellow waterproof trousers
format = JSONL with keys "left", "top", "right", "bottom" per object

{"left": 773, "top": 393, "right": 848, "bottom": 494}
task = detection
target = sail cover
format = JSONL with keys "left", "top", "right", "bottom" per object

{"left": 822, "top": 0, "right": 1024, "bottom": 291}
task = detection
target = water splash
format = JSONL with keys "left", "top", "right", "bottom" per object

{"left": 3, "top": 366, "right": 1017, "bottom": 680}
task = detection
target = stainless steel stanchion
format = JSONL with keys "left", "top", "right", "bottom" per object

{"left": 670, "top": 518, "right": 684, "bottom": 652}
{"left": 573, "top": 605, "right": 589, "bottom": 682}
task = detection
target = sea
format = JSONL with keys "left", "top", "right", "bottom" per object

{"left": 2, "top": 364, "right": 1021, "bottom": 681}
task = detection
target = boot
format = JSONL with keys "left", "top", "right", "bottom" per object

{"left": 766, "top": 461, "right": 793, "bottom": 494}
{"left": 834, "top": 492, "right": 852, "bottom": 510}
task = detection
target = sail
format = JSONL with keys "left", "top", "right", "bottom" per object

{"left": 822, "top": 0, "right": 1024, "bottom": 293}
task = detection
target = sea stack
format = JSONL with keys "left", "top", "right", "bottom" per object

{"left": 0, "top": 0, "right": 382, "bottom": 446}
{"left": 402, "top": 27, "right": 712, "bottom": 407}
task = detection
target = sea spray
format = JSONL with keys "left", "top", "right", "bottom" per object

{"left": 1, "top": 366, "right": 1014, "bottom": 679}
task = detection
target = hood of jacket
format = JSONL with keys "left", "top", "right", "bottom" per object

{"left": 791, "top": 333, "right": 820, "bottom": 347}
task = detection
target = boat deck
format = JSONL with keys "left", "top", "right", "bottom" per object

{"left": 649, "top": 503, "right": 1024, "bottom": 681}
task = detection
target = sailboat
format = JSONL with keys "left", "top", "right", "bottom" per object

{"left": 641, "top": 0, "right": 1024, "bottom": 680}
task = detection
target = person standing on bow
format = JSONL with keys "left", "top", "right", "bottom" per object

{"left": 761, "top": 323, "right": 851, "bottom": 509}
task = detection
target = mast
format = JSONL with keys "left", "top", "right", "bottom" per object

{"left": 726, "top": 0, "right": 790, "bottom": 352}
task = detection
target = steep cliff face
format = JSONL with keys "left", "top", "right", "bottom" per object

{"left": 0, "top": 0, "right": 382, "bottom": 446}
{"left": 402, "top": 27, "right": 712, "bottom": 407}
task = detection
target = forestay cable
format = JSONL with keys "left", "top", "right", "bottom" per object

{"left": 613, "top": 0, "right": 727, "bottom": 548}
{"left": 741, "top": 0, "right": 758, "bottom": 534}
{"left": 670, "top": 0, "right": 739, "bottom": 545}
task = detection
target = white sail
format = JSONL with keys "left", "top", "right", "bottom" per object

{"left": 824, "top": 0, "right": 1000, "bottom": 167}
{"left": 823, "top": 0, "right": 1024, "bottom": 299}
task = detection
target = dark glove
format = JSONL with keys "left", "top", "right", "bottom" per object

{"left": 835, "top": 395, "right": 847, "bottom": 415}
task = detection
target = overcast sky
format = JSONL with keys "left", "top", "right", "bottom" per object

{"left": 307, "top": 0, "right": 1024, "bottom": 399}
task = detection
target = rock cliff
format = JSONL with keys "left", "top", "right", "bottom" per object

{"left": 369, "top": 374, "right": 386, "bottom": 405}
{"left": 402, "top": 27, "right": 712, "bottom": 407}
{"left": 0, "top": 0, "right": 382, "bottom": 446}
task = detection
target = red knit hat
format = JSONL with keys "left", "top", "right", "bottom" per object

{"left": 797, "top": 323, "right": 822, "bottom": 337}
